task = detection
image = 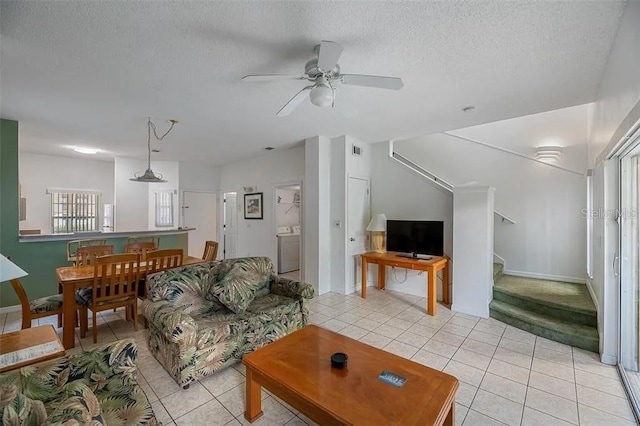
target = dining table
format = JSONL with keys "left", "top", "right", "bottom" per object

{"left": 56, "top": 255, "right": 206, "bottom": 349}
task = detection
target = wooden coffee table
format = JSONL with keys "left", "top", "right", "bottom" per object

{"left": 0, "top": 325, "right": 65, "bottom": 373}
{"left": 243, "top": 325, "right": 458, "bottom": 425}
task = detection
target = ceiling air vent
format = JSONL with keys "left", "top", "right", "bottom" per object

{"left": 352, "top": 144, "right": 362, "bottom": 157}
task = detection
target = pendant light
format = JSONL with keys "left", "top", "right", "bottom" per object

{"left": 130, "top": 117, "right": 178, "bottom": 183}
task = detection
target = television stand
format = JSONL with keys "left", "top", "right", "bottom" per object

{"left": 397, "top": 253, "right": 433, "bottom": 261}
{"left": 360, "top": 252, "right": 450, "bottom": 316}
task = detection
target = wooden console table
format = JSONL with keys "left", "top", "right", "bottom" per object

{"left": 0, "top": 325, "right": 65, "bottom": 373}
{"left": 361, "top": 251, "right": 450, "bottom": 316}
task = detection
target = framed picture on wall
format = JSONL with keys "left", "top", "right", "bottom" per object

{"left": 244, "top": 192, "right": 263, "bottom": 219}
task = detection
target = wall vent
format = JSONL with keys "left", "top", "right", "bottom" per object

{"left": 352, "top": 144, "right": 362, "bottom": 157}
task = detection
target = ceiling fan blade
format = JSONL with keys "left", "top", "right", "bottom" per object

{"left": 341, "top": 74, "right": 404, "bottom": 90}
{"left": 242, "top": 74, "right": 306, "bottom": 82}
{"left": 277, "top": 86, "right": 313, "bottom": 117}
{"left": 317, "top": 41, "right": 343, "bottom": 71}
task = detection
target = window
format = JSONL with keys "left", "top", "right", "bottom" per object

{"left": 49, "top": 190, "right": 100, "bottom": 233}
{"left": 155, "top": 191, "right": 174, "bottom": 227}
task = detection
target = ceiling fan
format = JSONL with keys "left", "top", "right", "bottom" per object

{"left": 242, "top": 41, "right": 404, "bottom": 116}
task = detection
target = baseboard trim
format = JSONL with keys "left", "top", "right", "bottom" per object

{"left": 600, "top": 353, "right": 617, "bottom": 366}
{"left": 585, "top": 279, "right": 600, "bottom": 312}
{"left": 493, "top": 253, "right": 506, "bottom": 267}
{"left": 0, "top": 304, "right": 20, "bottom": 314}
{"left": 503, "top": 269, "right": 586, "bottom": 284}
{"left": 452, "top": 303, "right": 490, "bottom": 319}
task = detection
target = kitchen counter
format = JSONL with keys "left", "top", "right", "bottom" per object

{"left": 19, "top": 228, "right": 195, "bottom": 243}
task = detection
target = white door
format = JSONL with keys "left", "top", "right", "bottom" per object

{"left": 183, "top": 191, "right": 217, "bottom": 258}
{"left": 223, "top": 192, "right": 238, "bottom": 259}
{"left": 347, "top": 177, "right": 370, "bottom": 291}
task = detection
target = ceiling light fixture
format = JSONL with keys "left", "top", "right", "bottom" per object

{"left": 309, "top": 76, "right": 334, "bottom": 107}
{"left": 130, "top": 117, "right": 178, "bottom": 183}
{"left": 73, "top": 146, "right": 99, "bottom": 155}
{"left": 535, "top": 145, "right": 563, "bottom": 163}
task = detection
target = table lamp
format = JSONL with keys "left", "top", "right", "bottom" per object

{"left": 0, "top": 254, "right": 28, "bottom": 284}
{"left": 366, "top": 214, "right": 387, "bottom": 253}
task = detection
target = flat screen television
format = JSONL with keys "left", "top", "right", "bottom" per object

{"left": 386, "top": 220, "right": 444, "bottom": 257}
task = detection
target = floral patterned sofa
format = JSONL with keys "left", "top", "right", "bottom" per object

{"left": 141, "top": 257, "right": 315, "bottom": 388}
{"left": 0, "top": 339, "right": 158, "bottom": 425}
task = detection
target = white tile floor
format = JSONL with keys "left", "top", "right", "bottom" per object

{"left": 1, "top": 289, "right": 637, "bottom": 425}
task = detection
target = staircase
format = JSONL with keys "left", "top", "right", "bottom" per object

{"left": 490, "top": 264, "right": 599, "bottom": 352}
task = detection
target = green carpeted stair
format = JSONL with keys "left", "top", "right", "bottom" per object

{"left": 490, "top": 264, "right": 599, "bottom": 353}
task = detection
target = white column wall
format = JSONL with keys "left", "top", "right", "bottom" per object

{"left": 304, "top": 136, "right": 332, "bottom": 295}
{"left": 452, "top": 185, "right": 495, "bottom": 318}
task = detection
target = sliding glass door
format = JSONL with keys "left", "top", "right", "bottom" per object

{"left": 619, "top": 138, "right": 640, "bottom": 413}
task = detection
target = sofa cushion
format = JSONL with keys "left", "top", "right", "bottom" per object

{"left": 146, "top": 262, "right": 226, "bottom": 316}
{"left": 0, "top": 384, "right": 48, "bottom": 426}
{"left": 211, "top": 258, "right": 273, "bottom": 313}
{"left": 0, "top": 355, "right": 70, "bottom": 406}
{"left": 46, "top": 381, "right": 105, "bottom": 425}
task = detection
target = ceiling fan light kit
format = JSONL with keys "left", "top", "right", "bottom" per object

{"left": 130, "top": 117, "right": 178, "bottom": 183}
{"left": 309, "top": 77, "right": 333, "bottom": 107}
{"left": 242, "top": 40, "right": 404, "bottom": 116}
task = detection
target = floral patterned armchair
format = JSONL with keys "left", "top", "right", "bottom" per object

{"left": 0, "top": 339, "right": 158, "bottom": 425}
{"left": 141, "top": 257, "right": 315, "bottom": 388}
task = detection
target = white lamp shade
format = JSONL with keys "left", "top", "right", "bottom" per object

{"left": 0, "top": 254, "right": 28, "bottom": 282}
{"left": 366, "top": 214, "right": 387, "bottom": 232}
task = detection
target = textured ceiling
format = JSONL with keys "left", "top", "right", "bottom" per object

{"left": 0, "top": 1, "right": 625, "bottom": 165}
{"left": 447, "top": 103, "right": 590, "bottom": 171}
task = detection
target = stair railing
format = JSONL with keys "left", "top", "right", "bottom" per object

{"left": 391, "top": 151, "right": 516, "bottom": 224}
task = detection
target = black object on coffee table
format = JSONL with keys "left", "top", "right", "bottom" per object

{"left": 331, "top": 352, "right": 348, "bottom": 368}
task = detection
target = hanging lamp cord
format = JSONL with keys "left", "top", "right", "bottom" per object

{"left": 146, "top": 117, "right": 177, "bottom": 170}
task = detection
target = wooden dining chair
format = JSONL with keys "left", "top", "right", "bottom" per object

{"left": 67, "top": 238, "right": 108, "bottom": 265}
{"left": 10, "top": 276, "right": 87, "bottom": 336}
{"left": 202, "top": 241, "right": 218, "bottom": 261}
{"left": 83, "top": 253, "right": 140, "bottom": 343}
{"left": 126, "top": 236, "right": 160, "bottom": 248}
{"left": 76, "top": 245, "right": 114, "bottom": 266}
{"left": 146, "top": 249, "right": 184, "bottom": 275}
{"left": 124, "top": 242, "right": 156, "bottom": 260}
{"left": 63, "top": 245, "right": 115, "bottom": 324}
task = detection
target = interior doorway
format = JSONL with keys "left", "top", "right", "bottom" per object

{"left": 274, "top": 183, "right": 302, "bottom": 280}
{"left": 182, "top": 191, "right": 217, "bottom": 258}
{"left": 223, "top": 192, "right": 238, "bottom": 259}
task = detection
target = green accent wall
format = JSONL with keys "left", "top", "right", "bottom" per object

{"left": 0, "top": 119, "right": 187, "bottom": 307}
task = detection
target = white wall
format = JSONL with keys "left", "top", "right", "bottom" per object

{"left": 588, "top": 0, "right": 640, "bottom": 166}
{"left": 220, "top": 146, "right": 304, "bottom": 265}
{"left": 276, "top": 188, "right": 300, "bottom": 228}
{"left": 587, "top": 1, "right": 640, "bottom": 364}
{"left": 370, "top": 141, "right": 454, "bottom": 298}
{"left": 344, "top": 136, "right": 372, "bottom": 294}
{"left": 396, "top": 133, "right": 586, "bottom": 282}
{"left": 328, "top": 135, "right": 373, "bottom": 295}
{"left": 179, "top": 161, "right": 220, "bottom": 192}
{"left": 19, "top": 152, "right": 114, "bottom": 234}
{"left": 114, "top": 157, "right": 179, "bottom": 232}
{"left": 329, "top": 137, "right": 347, "bottom": 294}
{"left": 114, "top": 157, "right": 149, "bottom": 231}
{"left": 146, "top": 161, "right": 180, "bottom": 230}
{"left": 304, "top": 137, "right": 331, "bottom": 295}
{"left": 452, "top": 185, "right": 495, "bottom": 318}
